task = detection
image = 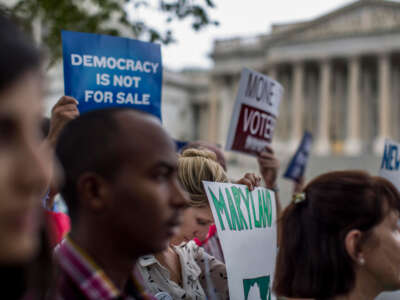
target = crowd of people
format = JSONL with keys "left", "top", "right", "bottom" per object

{"left": 1, "top": 12, "right": 400, "bottom": 300}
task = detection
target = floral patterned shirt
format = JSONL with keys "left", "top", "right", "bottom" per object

{"left": 136, "top": 241, "right": 228, "bottom": 300}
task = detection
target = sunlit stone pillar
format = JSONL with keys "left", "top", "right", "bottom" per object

{"left": 268, "top": 67, "right": 278, "bottom": 81}
{"left": 289, "top": 61, "right": 304, "bottom": 151}
{"left": 267, "top": 65, "right": 285, "bottom": 153}
{"left": 344, "top": 56, "right": 362, "bottom": 155}
{"left": 208, "top": 77, "right": 219, "bottom": 143}
{"left": 315, "top": 59, "right": 332, "bottom": 155}
{"left": 374, "top": 52, "right": 391, "bottom": 154}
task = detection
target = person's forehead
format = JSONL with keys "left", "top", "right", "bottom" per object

{"left": 115, "top": 111, "right": 177, "bottom": 164}
{"left": 0, "top": 73, "right": 42, "bottom": 114}
{"left": 194, "top": 206, "right": 213, "bottom": 218}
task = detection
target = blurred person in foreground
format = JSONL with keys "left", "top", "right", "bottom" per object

{"left": 274, "top": 170, "right": 400, "bottom": 300}
{"left": 0, "top": 13, "right": 54, "bottom": 299}
{"left": 54, "top": 108, "right": 188, "bottom": 300}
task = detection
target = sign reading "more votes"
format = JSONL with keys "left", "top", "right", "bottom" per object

{"left": 62, "top": 30, "right": 162, "bottom": 119}
{"left": 203, "top": 181, "right": 277, "bottom": 300}
{"left": 226, "top": 68, "right": 283, "bottom": 156}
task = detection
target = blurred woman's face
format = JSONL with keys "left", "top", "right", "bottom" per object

{"left": 174, "top": 205, "right": 214, "bottom": 244}
{"left": 0, "top": 71, "right": 52, "bottom": 264}
{"left": 362, "top": 210, "right": 400, "bottom": 291}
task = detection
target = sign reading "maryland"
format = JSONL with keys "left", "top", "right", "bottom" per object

{"left": 207, "top": 183, "right": 274, "bottom": 232}
{"left": 203, "top": 181, "right": 277, "bottom": 300}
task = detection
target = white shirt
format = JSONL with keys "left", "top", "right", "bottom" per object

{"left": 376, "top": 291, "right": 400, "bottom": 300}
{"left": 136, "top": 241, "right": 229, "bottom": 300}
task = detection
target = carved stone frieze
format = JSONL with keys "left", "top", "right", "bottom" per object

{"left": 289, "top": 5, "right": 400, "bottom": 43}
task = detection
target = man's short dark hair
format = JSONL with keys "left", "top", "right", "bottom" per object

{"left": 55, "top": 108, "right": 130, "bottom": 221}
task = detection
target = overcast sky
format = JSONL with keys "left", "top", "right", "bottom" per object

{"left": 131, "top": 0, "right": 358, "bottom": 70}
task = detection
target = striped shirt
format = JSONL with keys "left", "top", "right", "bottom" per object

{"left": 54, "top": 237, "right": 154, "bottom": 300}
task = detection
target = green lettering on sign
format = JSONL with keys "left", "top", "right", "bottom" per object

{"left": 208, "top": 187, "right": 232, "bottom": 231}
{"left": 258, "top": 190, "right": 266, "bottom": 228}
{"left": 231, "top": 186, "right": 248, "bottom": 230}
{"left": 226, "top": 188, "right": 241, "bottom": 231}
{"left": 239, "top": 188, "right": 253, "bottom": 229}
{"left": 251, "top": 190, "right": 262, "bottom": 228}
{"left": 243, "top": 275, "right": 271, "bottom": 300}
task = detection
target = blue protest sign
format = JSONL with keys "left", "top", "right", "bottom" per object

{"left": 62, "top": 30, "right": 162, "bottom": 119}
{"left": 283, "top": 131, "right": 313, "bottom": 182}
{"left": 174, "top": 140, "right": 189, "bottom": 153}
{"left": 379, "top": 139, "right": 400, "bottom": 191}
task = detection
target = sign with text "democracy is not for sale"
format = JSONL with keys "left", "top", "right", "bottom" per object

{"left": 226, "top": 68, "right": 283, "bottom": 156}
{"left": 62, "top": 30, "right": 162, "bottom": 119}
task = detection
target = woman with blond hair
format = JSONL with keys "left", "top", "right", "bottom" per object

{"left": 137, "top": 148, "right": 260, "bottom": 300}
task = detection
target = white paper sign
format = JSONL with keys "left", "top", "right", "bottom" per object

{"left": 225, "top": 68, "right": 283, "bottom": 156}
{"left": 379, "top": 139, "right": 400, "bottom": 191}
{"left": 203, "top": 181, "right": 277, "bottom": 300}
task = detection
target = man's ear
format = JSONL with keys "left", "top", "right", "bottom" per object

{"left": 76, "top": 172, "right": 112, "bottom": 214}
{"left": 345, "top": 229, "right": 365, "bottom": 266}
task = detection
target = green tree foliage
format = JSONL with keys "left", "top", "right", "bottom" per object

{"left": 9, "top": 0, "right": 218, "bottom": 64}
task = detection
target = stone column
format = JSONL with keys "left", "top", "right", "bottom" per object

{"left": 217, "top": 77, "right": 232, "bottom": 148}
{"left": 223, "top": 75, "right": 240, "bottom": 161}
{"left": 361, "top": 67, "right": 373, "bottom": 147}
{"left": 267, "top": 65, "right": 285, "bottom": 152}
{"left": 344, "top": 56, "right": 362, "bottom": 155}
{"left": 393, "top": 65, "right": 400, "bottom": 140}
{"left": 374, "top": 52, "right": 391, "bottom": 154}
{"left": 268, "top": 67, "right": 278, "bottom": 80}
{"left": 208, "top": 77, "right": 219, "bottom": 143}
{"left": 315, "top": 59, "right": 332, "bottom": 155}
{"left": 289, "top": 61, "right": 304, "bottom": 151}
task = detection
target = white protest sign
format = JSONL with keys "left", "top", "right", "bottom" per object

{"left": 375, "top": 137, "right": 400, "bottom": 300}
{"left": 379, "top": 139, "right": 400, "bottom": 191}
{"left": 203, "top": 181, "right": 277, "bottom": 300}
{"left": 226, "top": 68, "right": 283, "bottom": 156}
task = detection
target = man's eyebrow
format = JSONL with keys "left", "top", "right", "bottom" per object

{"left": 0, "top": 115, "right": 18, "bottom": 130}
{"left": 153, "top": 160, "right": 178, "bottom": 170}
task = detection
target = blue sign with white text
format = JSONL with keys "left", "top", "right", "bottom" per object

{"left": 175, "top": 140, "right": 189, "bottom": 153}
{"left": 379, "top": 139, "right": 400, "bottom": 192}
{"left": 381, "top": 142, "right": 400, "bottom": 171}
{"left": 62, "top": 30, "right": 162, "bottom": 119}
{"left": 284, "top": 131, "right": 313, "bottom": 182}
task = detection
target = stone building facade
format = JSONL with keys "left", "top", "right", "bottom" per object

{"left": 210, "top": 0, "right": 400, "bottom": 156}
{"left": 44, "top": 0, "right": 400, "bottom": 159}
{"left": 29, "top": 0, "right": 400, "bottom": 207}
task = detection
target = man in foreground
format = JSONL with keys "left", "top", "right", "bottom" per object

{"left": 54, "top": 108, "right": 188, "bottom": 299}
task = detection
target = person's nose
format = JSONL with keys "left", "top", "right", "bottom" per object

{"left": 198, "top": 227, "right": 209, "bottom": 241}
{"left": 170, "top": 179, "right": 190, "bottom": 209}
